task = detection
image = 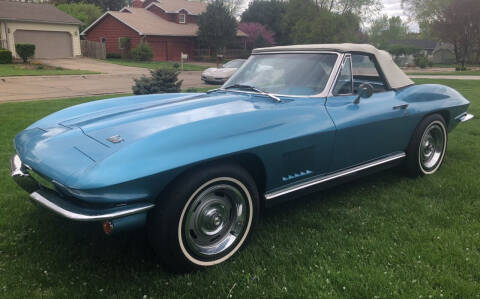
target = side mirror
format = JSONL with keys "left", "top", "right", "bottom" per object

{"left": 354, "top": 83, "right": 374, "bottom": 104}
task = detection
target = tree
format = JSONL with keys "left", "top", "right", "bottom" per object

{"left": 197, "top": 0, "right": 237, "bottom": 54}
{"left": 304, "top": 0, "right": 382, "bottom": 21}
{"left": 132, "top": 69, "right": 182, "bottom": 95}
{"left": 431, "top": 0, "right": 480, "bottom": 68}
{"left": 56, "top": 3, "right": 102, "bottom": 31}
{"left": 221, "top": 0, "right": 248, "bottom": 17}
{"left": 368, "top": 16, "right": 409, "bottom": 49}
{"left": 49, "top": 0, "right": 130, "bottom": 11}
{"left": 238, "top": 23, "right": 275, "bottom": 49}
{"left": 401, "top": 0, "right": 452, "bottom": 37}
{"left": 387, "top": 44, "right": 419, "bottom": 58}
{"left": 241, "top": 0, "right": 289, "bottom": 45}
{"left": 283, "top": 0, "right": 363, "bottom": 44}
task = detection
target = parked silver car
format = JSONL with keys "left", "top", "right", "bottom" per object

{"left": 201, "top": 59, "right": 246, "bottom": 84}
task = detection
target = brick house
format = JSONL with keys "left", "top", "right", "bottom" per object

{"left": 81, "top": 0, "right": 247, "bottom": 61}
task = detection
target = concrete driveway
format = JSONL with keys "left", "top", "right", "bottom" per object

{"left": 0, "top": 57, "right": 210, "bottom": 102}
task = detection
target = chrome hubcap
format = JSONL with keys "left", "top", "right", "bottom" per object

{"left": 184, "top": 183, "right": 247, "bottom": 257}
{"left": 420, "top": 124, "right": 445, "bottom": 171}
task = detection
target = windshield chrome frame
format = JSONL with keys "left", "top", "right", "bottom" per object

{"left": 220, "top": 51, "right": 344, "bottom": 98}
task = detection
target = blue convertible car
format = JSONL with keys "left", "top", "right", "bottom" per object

{"left": 10, "top": 44, "right": 473, "bottom": 271}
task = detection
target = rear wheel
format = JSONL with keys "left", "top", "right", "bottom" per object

{"left": 148, "top": 162, "right": 259, "bottom": 272}
{"left": 406, "top": 114, "right": 447, "bottom": 176}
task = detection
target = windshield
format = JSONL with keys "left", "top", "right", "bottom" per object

{"left": 223, "top": 59, "right": 245, "bottom": 68}
{"left": 223, "top": 53, "right": 338, "bottom": 96}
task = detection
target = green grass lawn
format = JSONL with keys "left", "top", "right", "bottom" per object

{"left": 407, "top": 70, "right": 480, "bottom": 76}
{"left": 106, "top": 59, "right": 209, "bottom": 71}
{"left": 432, "top": 63, "right": 480, "bottom": 68}
{"left": 0, "top": 80, "right": 479, "bottom": 297}
{"left": 0, "top": 64, "right": 99, "bottom": 77}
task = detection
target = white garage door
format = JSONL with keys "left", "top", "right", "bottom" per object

{"left": 14, "top": 30, "right": 73, "bottom": 58}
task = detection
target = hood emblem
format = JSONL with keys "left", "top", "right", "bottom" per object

{"left": 107, "top": 135, "right": 124, "bottom": 144}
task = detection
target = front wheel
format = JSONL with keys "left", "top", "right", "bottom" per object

{"left": 148, "top": 163, "right": 259, "bottom": 272}
{"left": 406, "top": 114, "right": 448, "bottom": 176}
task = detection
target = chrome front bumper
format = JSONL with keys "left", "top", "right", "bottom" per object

{"left": 201, "top": 75, "right": 227, "bottom": 84}
{"left": 10, "top": 154, "right": 154, "bottom": 222}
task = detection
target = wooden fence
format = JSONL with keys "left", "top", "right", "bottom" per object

{"left": 81, "top": 40, "right": 106, "bottom": 60}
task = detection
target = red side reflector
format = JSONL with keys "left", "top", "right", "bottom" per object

{"left": 102, "top": 221, "right": 114, "bottom": 235}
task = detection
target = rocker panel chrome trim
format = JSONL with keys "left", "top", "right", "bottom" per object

{"left": 264, "top": 153, "right": 406, "bottom": 200}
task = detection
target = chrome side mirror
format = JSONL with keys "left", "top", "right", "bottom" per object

{"left": 354, "top": 83, "right": 374, "bottom": 104}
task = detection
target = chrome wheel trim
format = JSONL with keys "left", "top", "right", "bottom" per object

{"left": 178, "top": 177, "right": 253, "bottom": 266}
{"left": 418, "top": 120, "right": 447, "bottom": 174}
{"left": 184, "top": 183, "right": 247, "bottom": 257}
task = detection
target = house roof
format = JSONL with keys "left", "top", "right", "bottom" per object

{"left": 0, "top": 1, "right": 82, "bottom": 25}
{"left": 391, "top": 39, "right": 438, "bottom": 50}
{"left": 253, "top": 43, "right": 414, "bottom": 89}
{"left": 82, "top": 7, "right": 247, "bottom": 37}
{"left": 111, "top": 8, "right": 199, "bottom": 36}
{"left": 146, "top": 0, "right": 207, "bottom": 15}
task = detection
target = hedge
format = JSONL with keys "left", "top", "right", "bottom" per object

{"left": 0, "top": 49, "right": 13, "bottom": 64}
{"left": 15, "top": 43, "right": 36, "bottom": 63}
{"left": 131, "top": 42, "right": 154, "bottom": 61}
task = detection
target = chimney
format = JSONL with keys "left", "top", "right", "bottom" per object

{"left": 132, "top": 0, "right": 143, "bottom": 8}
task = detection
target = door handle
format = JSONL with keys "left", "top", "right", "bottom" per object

{"left": 393, "top": 104, "right": 409, "bottom": 110}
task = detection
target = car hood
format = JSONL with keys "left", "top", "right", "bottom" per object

{"left": 60, "top": 93, "right": 269, "bottom": 150}
{"left": 202, "top": 67, "right": 237, "bottom": 78}
{"left": 16, "top": 92, "right": 278, "bottom": 183}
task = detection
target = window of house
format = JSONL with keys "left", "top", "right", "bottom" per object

{"left": 333, "top": 56, "right": 353, "bottom": 95}
{"left": 351, "top": 54, "right": 388, "bottom": 93}
{"left": 118, "top": 37, "right": 129, "bottom": 49}
{"left": 179, "top": 14, "right": 186, "bottom": 24}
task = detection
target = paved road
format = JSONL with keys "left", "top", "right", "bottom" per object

{"left": 2, "top": 58, "right": 479, "bottom": 103}
{"left": 0, "top": 57, "right": 211, "bottom": 102}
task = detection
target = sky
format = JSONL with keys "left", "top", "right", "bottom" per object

{"left": 380, "top": 0, "right": 419, "bottom": 32}
{"left": 381, "top": 0, "right": 407, "bottom": 20}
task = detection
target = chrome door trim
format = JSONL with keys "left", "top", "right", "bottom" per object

{"left": 329, "top": 53, "right": 354, "bottom": 97}
{"left": 264, "top": 152, "right": 406, "bottom": 200}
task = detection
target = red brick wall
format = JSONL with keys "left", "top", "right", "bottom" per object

{"left": 147, "top": 5, "right": 175, "bottom": 22}
{"left": 187, "top": 15, "right": 198, "bottom": 24}
{"left": 84, "top": 14, "right": 142, "bottom": 55}
{"left": 142, "top": 0, "right": 156, "bottom": 8}
{"left": 146, "top": 36, "right": 195, "bottom": 61}
{"left": 147, "top": 6, "right": 197, "bottom": 24}
{"left": 85, "top": 13, "right": 197, "bottom": 61}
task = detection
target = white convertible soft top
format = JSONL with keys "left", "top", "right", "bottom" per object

{"left": 252, "top": 43, "right": 414, "bottom": 89}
